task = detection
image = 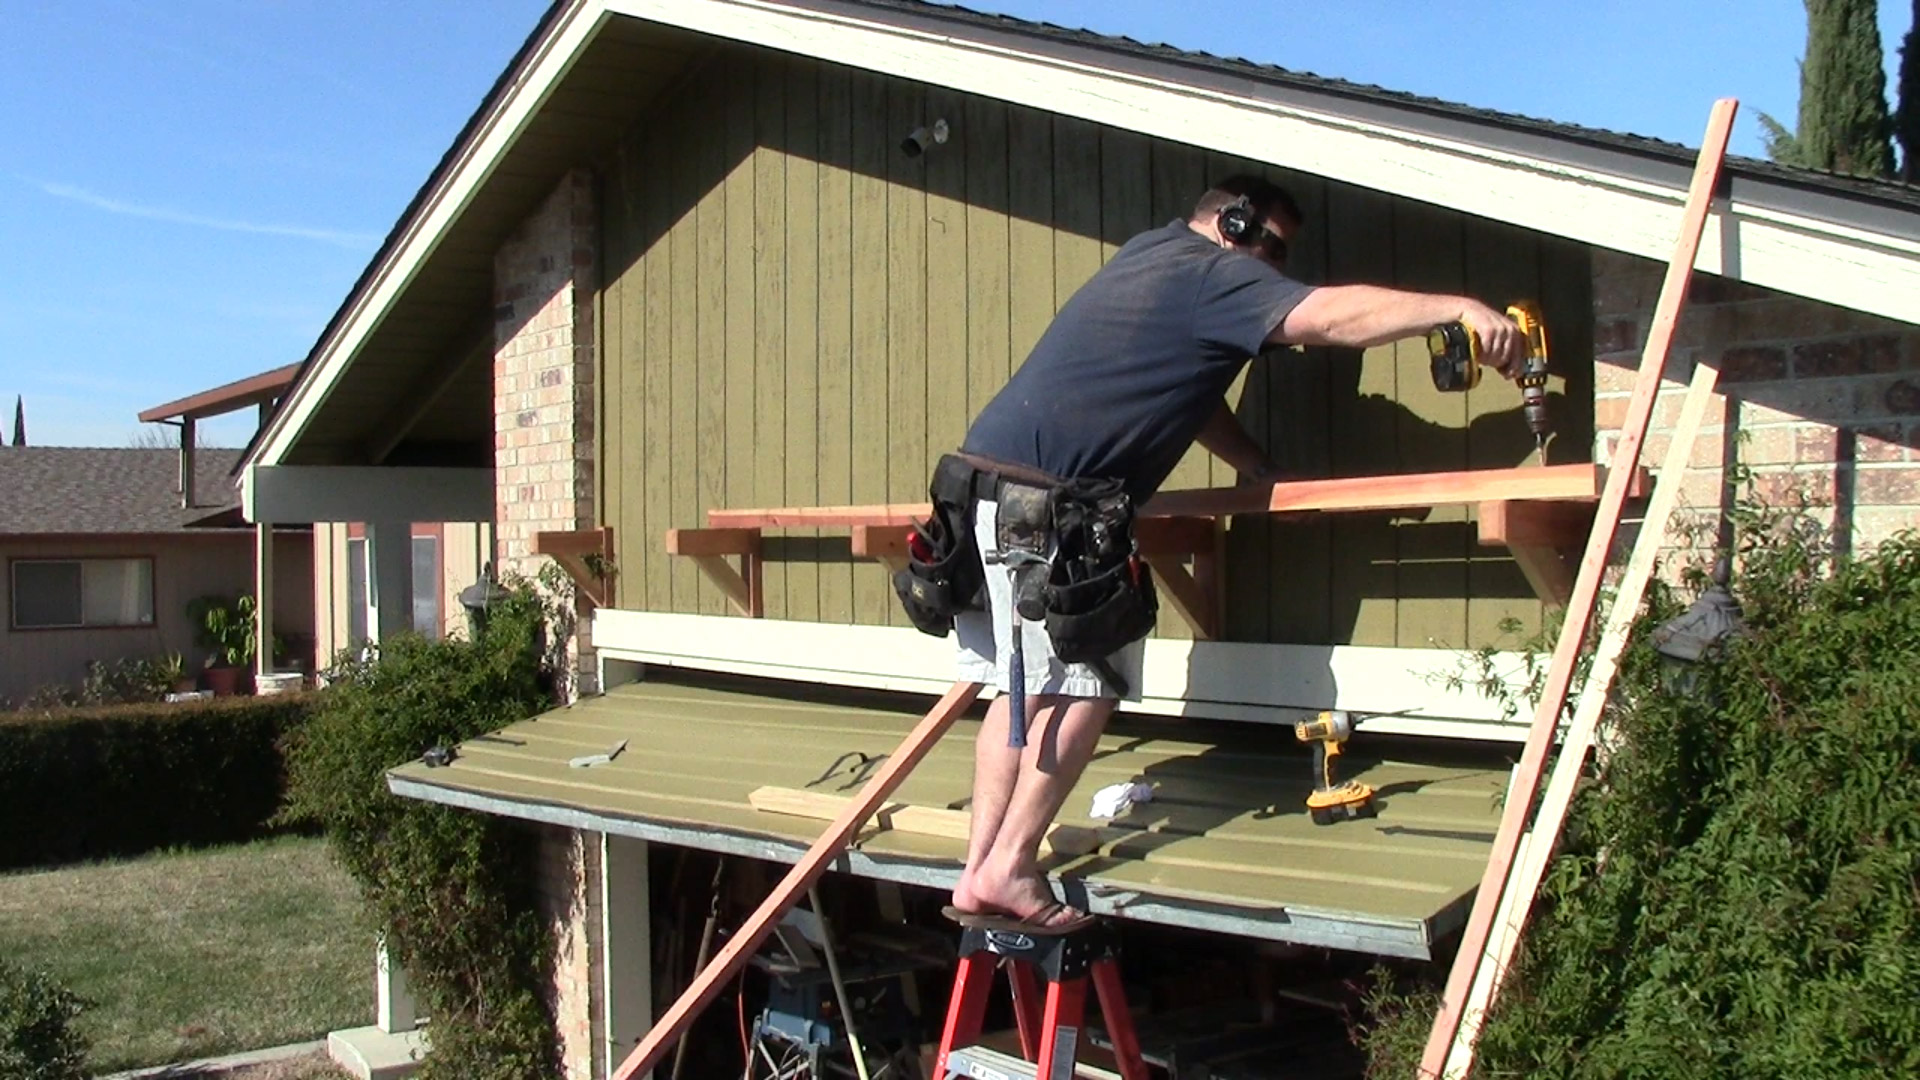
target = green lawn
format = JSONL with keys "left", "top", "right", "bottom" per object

{"left": 0, "top": 835, "right": 369, "bottom": 1073}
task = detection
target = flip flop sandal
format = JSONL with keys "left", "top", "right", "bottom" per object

{"left": 941, "top": 903, "right": 1097, "bottom": 936}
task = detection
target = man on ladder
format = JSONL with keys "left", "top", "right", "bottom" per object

{"left": 895, "top": 175, "right": 1528, "bottom": 941}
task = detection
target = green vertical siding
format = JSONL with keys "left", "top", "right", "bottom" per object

{"left": 598, "top": 46, "right": 1590, "bottom": 649}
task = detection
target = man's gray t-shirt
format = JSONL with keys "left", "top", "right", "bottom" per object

{"left": 961, "top": 219, "right": 1313, "bottom": 500}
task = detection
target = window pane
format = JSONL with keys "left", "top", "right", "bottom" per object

{"left": 412, "top": 536, "right": 440, "bottom": 638}
{"left": 346, "top": 538, "right": 368, "bottom": 646}
{"left": 81, "top": 559, "right": 154, "bottom": 627}
{"left": 13, "top": 562, "right": 82, "bottom": 628}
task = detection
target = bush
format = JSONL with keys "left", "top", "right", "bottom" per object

{"left": 0, "top": 960, "right": 89, "bottom": 1080}
{"left": 281, "top": 585, "right": 562, "bottom": 1079}
{"left": 1358, "top": 487, "right": 1920, "bottom": 1078}
{"left": 14, "top": 654, "right": 185, "bottom": 710}
{"left": 0, "top": 693, "right": 315, "bottom": 869}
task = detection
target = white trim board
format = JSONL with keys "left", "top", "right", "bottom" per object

{"left": 253, "top": 0, "right": 1920, "bottom": 471}
{"left": 242, "top": 465, "right": 495, "bottom": 524}
{"left": 591, "top": 609, "right": 1536, "bottom": 741}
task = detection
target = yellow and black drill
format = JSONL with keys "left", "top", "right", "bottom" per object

{"left": 1426, "top": 301, "right": 1554, "bottom": 460}
{"left": 1293, "top": 710, "right": 1376, "bottom": 825}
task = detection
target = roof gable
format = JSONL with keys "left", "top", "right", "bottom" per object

{"left": 248, "top": 0, "right": 1920, "bottom": 470}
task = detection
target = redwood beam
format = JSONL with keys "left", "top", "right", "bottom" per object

{"left": 705, "top": 464, "right": 1641, "bottom": 530}
{"left": 611, "top": 681, "right": 985, "bottom": 1080}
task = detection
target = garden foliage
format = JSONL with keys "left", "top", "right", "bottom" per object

{"left": 0, "top": 694, "right": 313, "bottom": 869}
{"left": 1362, "top": 508, "right": 1920, "bottom": 1077}
{"left": 280, "top": 584, "right": 564, "bottom": 1080}
{"left": 0, "top": 960, "right": 89, "bottom": 1080}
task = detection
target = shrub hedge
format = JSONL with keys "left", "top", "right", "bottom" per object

{"left": 0, "top": 959, "right": 89, "bottom": 1080}
{"left": 281, "top": 585, "right": 563, "bottom": 1080}
{"left": 0, "top": 693, "right": 315, "bottom": 870}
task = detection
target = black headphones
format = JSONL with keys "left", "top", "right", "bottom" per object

{"left": 1217, "top": 195, "right": 1260, "bottom": 246}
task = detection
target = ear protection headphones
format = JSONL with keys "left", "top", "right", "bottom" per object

{"left": 1217, "top": 195, "right": 1260, "bottom": 246}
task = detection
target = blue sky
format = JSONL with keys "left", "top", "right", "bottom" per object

{"left": 2, "top": 0, "right": 1912, "bottom": 447}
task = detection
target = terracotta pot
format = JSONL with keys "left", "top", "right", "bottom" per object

{"left": 204, "top": 666, "right": 251, "bottom": 697}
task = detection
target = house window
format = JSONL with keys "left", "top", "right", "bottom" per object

{"left": 10, "top": 558, "right": 156, "bottom": 630}
{"left": 411, "top": 535, "right": 440, "bottom": 638}
{"left": 344, "top": 534, "right": 441, "bottom": 643}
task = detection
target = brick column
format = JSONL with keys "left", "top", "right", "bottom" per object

{"left": 1591, "top": 250, "right": 1920, "bottom": 563}
{"left": 494, "top": 168, "right": 598, "bottom": 696}
{"left": 536, "top": 826, "right": 604, "bottom": 1080}
{"left": 495, "top": 172, "right": 605, "bottom": 1077}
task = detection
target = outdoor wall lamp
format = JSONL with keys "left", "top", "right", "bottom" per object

{"left": 901, "top": 118, "right": 949, "bottom": 157}
{"left": 458, "top": 561, "right": 514, "bottom": 638}
{"left": 1651, "top": 557, "right": 1747, "bottom": 697}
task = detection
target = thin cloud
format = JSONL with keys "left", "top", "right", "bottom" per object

{"left": 33, "top": 179, "right": 379, "bottom": 250}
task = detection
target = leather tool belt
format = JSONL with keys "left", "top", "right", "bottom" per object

{"left": 893, "top": 453, "right": 1158, "bottom": 673}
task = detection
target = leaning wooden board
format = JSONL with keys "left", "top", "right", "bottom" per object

{"left": 610, "top": 679, "right": 984, "bottom": 1080}
{"left": 1418, "top": 97, "right": 1739, "bottom": 1079}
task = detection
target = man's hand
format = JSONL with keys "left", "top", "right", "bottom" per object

{"left": 1459, "top": 299, "right": 1526, "bottom": 379}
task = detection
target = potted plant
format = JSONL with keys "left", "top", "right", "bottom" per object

{"left": 189, "top": 595, "right": 257, "bottom": 696}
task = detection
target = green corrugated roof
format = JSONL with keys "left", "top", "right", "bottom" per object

{"left": 389, "top": 677, "right": 1508, "bottom": 957}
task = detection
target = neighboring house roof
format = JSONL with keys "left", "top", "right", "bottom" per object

{"left": 247, "top": 0, "right": 1920, "bottom": 470}
{"left": 0, "top": 448, "right": 243, "bottom": 536}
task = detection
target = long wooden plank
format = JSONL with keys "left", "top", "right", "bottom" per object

{"left": 706, "top": 464, "right": 1633, "bottom": 528}
{"left": 1417, "top": 97, "right": 1737, "bottom": 1079}
{"left": 1449, "top": 354, "right": 1726, "bottom": 1074}
{"left": 610, "top": 680, "right": 984, "bottom": 1080}
{"left": 748, "top": 785, "right": 1109, "bottom": 857}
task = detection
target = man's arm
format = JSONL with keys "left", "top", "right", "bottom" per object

{"left": 1193, "top": 399, "right": 1281, "bottom": 481}
{"left": 1272, "top": 285, "right": 1526, "bottom": 374}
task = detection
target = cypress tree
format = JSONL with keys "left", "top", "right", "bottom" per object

{"left": 1898, "top": 1, "right": 1918, "bottom": 181}
{"left": 1760, "top": 0, "right": 1895, "bottom": 177}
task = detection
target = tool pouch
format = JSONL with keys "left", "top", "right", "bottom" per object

{"left": 892, "top": 454, "right": 985, "bottom": 637}
{"left": 994, "top": 481, "right": 1055, "bottom": 621}
{"left": 1043, "top": 477, "right": 1157, "bottom": 664}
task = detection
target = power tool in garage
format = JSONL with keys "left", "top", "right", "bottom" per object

{"left": 1293, "top": 710, "right": 1376, "bottom": 825}
{"left": 1426, "top": 300, "right": 1554, "bottom": 460}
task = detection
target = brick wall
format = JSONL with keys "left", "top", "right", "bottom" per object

{"left": 494, "top": 168, "right": 598, "bottom": 696}
{"left": 495, "top": 172, "right": 604, "bottom": 1077}
{"left": 536, "top": 825, "right": 604, "bottom": 1080}
{"left": 1592, "top": 249, "right": 1920, "bottom": 561}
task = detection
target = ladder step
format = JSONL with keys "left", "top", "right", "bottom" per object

{"left": 944, "top": 1044, "right": 1123, "bottom": 1080}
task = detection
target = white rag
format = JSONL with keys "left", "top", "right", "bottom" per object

{"left": 1089, "top": 781, "right": 1154, "bottom": 819}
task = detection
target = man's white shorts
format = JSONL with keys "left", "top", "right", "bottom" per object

{"left": 953, "top": 497, "right": 1145, "bottom": 699}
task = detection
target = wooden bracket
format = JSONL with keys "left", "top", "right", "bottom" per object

{"left": 850, "top": 524, "right": 909, "bottom": 575}
{"left": 1476, "top": 501, "right": 1600, "bottom": 607}
{"left": 532, "top": 527, "right": 616, "bottom": 607}
{"left": 665, "top": 528, "right": 764, "bottom": 617}
{"left": 1137, "top": 516, "right": 1225, "bottom": 639}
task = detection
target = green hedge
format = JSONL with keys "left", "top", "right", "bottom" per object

{"left": 0, "top": 694, "right": 316, "bottom": 870}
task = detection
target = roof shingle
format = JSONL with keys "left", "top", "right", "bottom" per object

{"left": 0, "top": 448, "right": 244, "bottom": 535}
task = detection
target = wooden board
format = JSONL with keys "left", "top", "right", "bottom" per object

{"left": 1418, "top": 97, "right": 1738, "bottom": 1079}
{"left": 610, "top": 680, "right": 984, "bottom": 1080}
{"left": 1453, "top": 354, "right": 1726, "bottom": 1072}
{"left": 748, "top": 785, "right": 1111, "bottom": 857}
{"left": 707, "top": 464, "right": 1634, "bottom": 528}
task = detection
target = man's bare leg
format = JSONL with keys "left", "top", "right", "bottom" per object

{"left": 951, "top": 694, "right": 1114, "bottom": 924}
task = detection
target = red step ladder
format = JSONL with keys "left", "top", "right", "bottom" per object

{"left": 933, "top": 921, "right": 1148, "bottom": 1080}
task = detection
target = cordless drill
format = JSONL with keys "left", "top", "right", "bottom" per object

{"left": 1293, "top": 710, "right": 1376, "bottom": 825}
{"left": 1426, "top": 301, "right": 1554, "bottom": 460}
